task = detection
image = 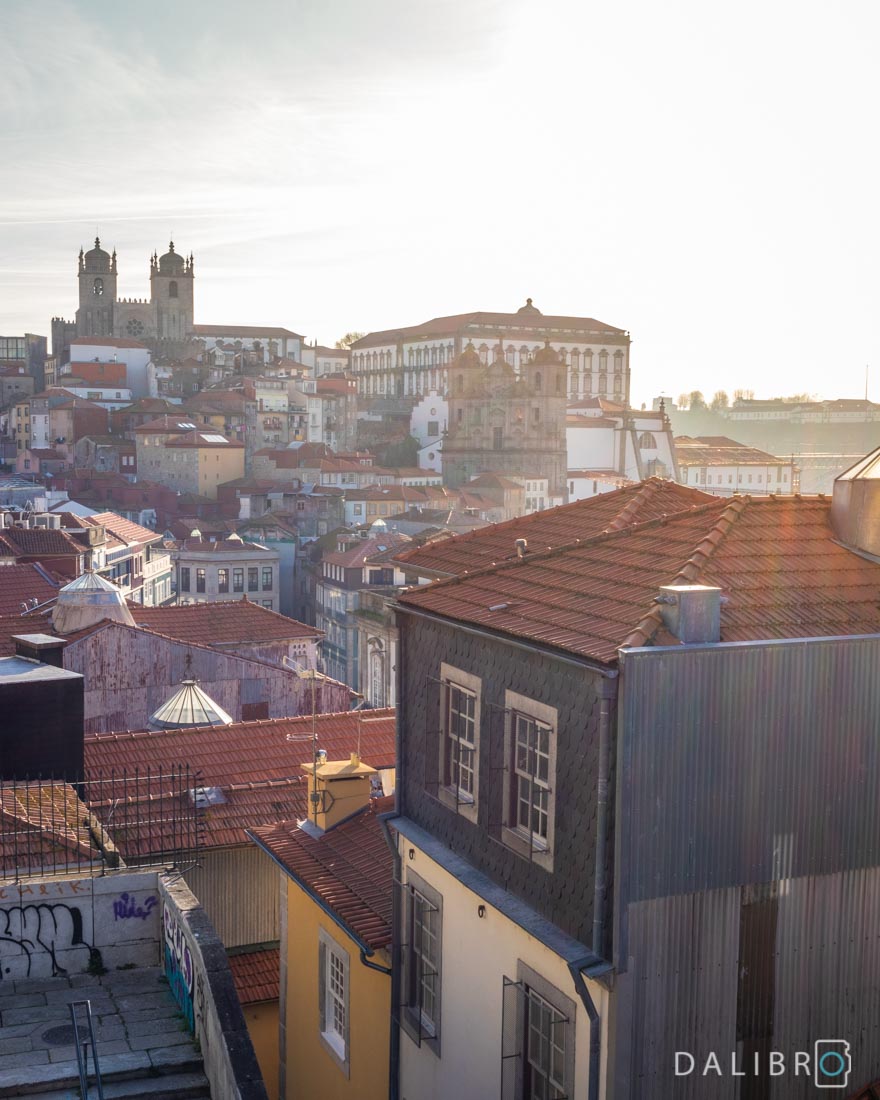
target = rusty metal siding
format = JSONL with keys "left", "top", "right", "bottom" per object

{"left": 63, "top": 622, "right": 349, "bottom": 733}
{"left": 613, "top": 637, "right": 880, "bottom": 1098}
{"left": 184, "top": 846, "right": 280, "bottom": 948}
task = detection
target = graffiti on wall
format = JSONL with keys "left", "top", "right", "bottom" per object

{"left": 0, "top": 902, "right": 95, "bottom": 982}
{"left": 113, "top": 893, "right": 157, "bottom": 921}
{"left": 163, "top": 901, "right": 198, "bottom": 1034}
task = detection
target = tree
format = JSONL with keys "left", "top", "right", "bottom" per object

{"left": 677, "top": 393, "right": 690, "bottom": 410}
{"left": 335, "top": 332, "right": 365, "bottom": 349}
{"left": 688, "top": 390, "right": 707, "bottom": 410}
{"left": 733, "top": 389, "right": 755, "bottom": 403}
{"left": 710, "top": 390, "right": 729, "bottom": 411}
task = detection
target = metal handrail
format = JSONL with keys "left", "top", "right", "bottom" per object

{"left": 68, "top": 999, "right": 105, "bottom": 1100}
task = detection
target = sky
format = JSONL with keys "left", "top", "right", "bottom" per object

{"left": 2, "top": 0, "right": 879, "bottom": 408}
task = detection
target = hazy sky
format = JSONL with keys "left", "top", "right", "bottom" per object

{"left": 2, "top": 0, "right": 879, "bottom": 407}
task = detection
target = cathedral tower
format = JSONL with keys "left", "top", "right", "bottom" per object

{"left": 442, "top": 340, "right": 568, "bottom": 496}
{"left": 150, "top": 241, "right": 194, "bottom": 347}
{"left": 75, "top": 238, "right": 117, "bottom": 337}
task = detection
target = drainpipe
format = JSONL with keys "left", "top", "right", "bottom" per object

{"left": 568, "top": 957, "right": 602, "bottom": 1100}
{"left": 593, "top": 678, "right": 614, "bottom": 959}
{"left": 379, "top": 812, "right": 402, "bottom": 1100}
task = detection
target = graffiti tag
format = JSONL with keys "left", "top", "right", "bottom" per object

{"left": 113, "top": 893, "right": 157, "bottom": 922}
{"left": 0, "top": 903, "right": 94, "bottom": 981}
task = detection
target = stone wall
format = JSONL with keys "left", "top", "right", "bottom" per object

{"left": 159, "top": 874, "right": 268, "bottom": 1100}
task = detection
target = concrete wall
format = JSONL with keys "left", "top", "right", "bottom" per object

{"left": 0, "top": 870, "right": 161, "bottom": 981}
{"left": 160, "top": 874, "right": 268, "bottom": 1100}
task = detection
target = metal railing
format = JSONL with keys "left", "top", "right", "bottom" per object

{"left": 69, "top": 999, "right": 105, "bottom": 1099}
{"left": 0, "top": 766, "right": 204, "bottom": 882}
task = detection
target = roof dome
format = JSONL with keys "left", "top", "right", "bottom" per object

{"left": 82, "top": 237, "right": 111, "bottom": 273}
{"left": 516, "top": 298, "right": 542, "bottom": 316}
{"left": 158, "top": 241, "right": 185, "bottom": 275}
{"left": 532, "top": 340, "right": 561, "bottom": 366}
{"left": 148, "top": 680, "right": 234, "bottom": 730}
{"left": 51, "top": 570, "right": 136, "bottom": 635}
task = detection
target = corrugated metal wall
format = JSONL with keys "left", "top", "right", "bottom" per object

{"left": 184, "top": 846, "right": 280, "bottom": 949}
{"left": 613, "top": 637, "right": 880, "bottom": 1098}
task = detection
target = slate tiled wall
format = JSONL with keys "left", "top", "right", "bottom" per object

{"left": 398, "top": 613, "right": 612, "bottom": 948}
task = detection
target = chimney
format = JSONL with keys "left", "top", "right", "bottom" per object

{"left": 301, "top": 752, "right": 377, "bottom": 832}
{"left": 655, "top": 584, "right": 722, "bottom": 644}
{"left": 13, "top": 633, "right": 66, "bottom": 668}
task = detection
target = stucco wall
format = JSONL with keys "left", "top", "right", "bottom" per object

{"left": 282, "top": 875, "right": 390, "bottom": 1100}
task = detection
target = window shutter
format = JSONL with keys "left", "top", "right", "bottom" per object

{"left": 318, "top": 938, "right": 327, "bottom": 1033}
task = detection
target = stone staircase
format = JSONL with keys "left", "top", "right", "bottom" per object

{"left": 0, "top": 967, "right": 211, "bottom": 1099}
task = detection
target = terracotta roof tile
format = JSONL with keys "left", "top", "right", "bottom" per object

{"left": 83, "top": 710, "right": 396, "bottom": 853}
{"left": 227, "top": 948, "right": 279, "bottom": 1004}
{"left": 393, "top": 478, "right": 716, "bottom": 578}
{"left": 129, "top": 599, "right": 320, "bottom": 643}
{"left": 0, "top": 565, "right": 61, "bottom": 617}
{"left": 250, "top": 797, "right": 394, "bottom": 951}
{"left": 0, "top": 528, "right": 86, "bottom": 560}
{"left": 398, "top": 494, "right": 880, "bottom": 664}
{"left": 88, "top": 512, "right": 161, "bottom": 546}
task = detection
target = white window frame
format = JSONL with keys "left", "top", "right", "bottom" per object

{"left": 318, "top": 927, "right": 350, "bottom": 1076}
{"left": 502, "top": 691, "right": 558, "bottom": 870}
{"left": 438, "top": 662, "right": 481, "bottom": 822}
{"left": 401, "top": 870, "right": 442, "bottom": 1053}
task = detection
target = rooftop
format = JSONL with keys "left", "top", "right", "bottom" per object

{"left": 130, "top": 599, "right": 319, "bottom": 643}
{"left": 250, "top": 795, "right": 394, "bottom": 951}
{"left": 0, "top": 562, "right": 61, "bottom": 615}
{"left": 674, "top": 436, "right": 787, "bottom": 466}
{"left": 192, "top": 323, "right": 304, "bottom": 339}
{"left": 393, "top": 478, "right": 716, "bottom": 577}
{"left": 398, "top": 492, "right": 880, "bottom": 665}
{"left": 228, "top": 947, "right": 280, "bottom": 1005}
{"left": 84, "top": 709, "right": 396, "bottom": 851}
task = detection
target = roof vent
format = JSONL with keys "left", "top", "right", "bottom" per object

{"left": 655, "top": 584, "right": 722, "bottom": 644}
{"left": 189, "top": 786, "right": 227, "bottom": 808}
{"left": 515, "top": 538, "right": 528, "bottom": 559}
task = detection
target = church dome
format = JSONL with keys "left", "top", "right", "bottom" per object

{"left": 51, "top": 570, "right": 136, "bottom": 635}
{"left": 148, "top": 680, "right": 234, "bottom": 730}
{"left": 82, "top": 237, "right": 111, "bottom": 273}
{"left": 532, "top": 340, "right": 561, "bottom": 366}
{"left": 158, "top": 241, "right": 186, "bottom": 275}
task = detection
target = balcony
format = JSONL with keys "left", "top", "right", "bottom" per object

{"left": 144, "top": 550, "right": 172, "bottom": 579}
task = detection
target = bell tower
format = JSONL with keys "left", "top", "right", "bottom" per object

{"left": 150, "top": 241, "right": 194, "bottom": 349}
{"left": 75, "top": 238, "right": 117, "bottom": 337}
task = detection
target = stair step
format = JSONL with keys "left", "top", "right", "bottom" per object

{"left": 0, "top": 1052, "right": 205, "bottom": 1097}
{"left": 24, "top": 1070, "right": 211, "bottom": 1100}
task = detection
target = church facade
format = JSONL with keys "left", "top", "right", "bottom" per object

{"left": 442, "top": 340, "right": 568, "bottom": 497}
{"left": 52, "top": 238, "right": 195, "bottom": 360}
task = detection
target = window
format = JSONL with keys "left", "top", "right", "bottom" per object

{"left": 402, "top": 873, "right": 441, "bottom": 1050}
{"left": 217, "top": 568, "right": 229, "bottom": 593}
{"left": 438, "top": 664, "right": 481, "bottom": 819}
{"left": 247, "top": 567, "right": 259, "bottom": 592}
{"left": 502, "top": 693, "right": 557, "bottom": 867}
{"left": 638, "top": 431, "right": 657, "bottom": 449}
{"left": 196, "top": 568, "right": 206, "bottom": 593}
{"left": 501, "top": 963, "right": 575, "bottom": 1100}
{"left": 427, "top": 420, "right": 439, "bottom": 436}
{"left": 233, "top": 568, "right": 244, "bottom": 592}
{"left": 318, "top": 929, "right": 350, "bottom": 1075}
{"left": 493, "top": 427, "right": 503, "bottom": 450}
{"left": 169, "top": 280, "right": 178, "bottom": 298}
{"left": 262, "top": 567, "right": 272, "bottom": 590}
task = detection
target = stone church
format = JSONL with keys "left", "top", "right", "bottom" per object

{"left": 52, "top": 238, "right": 194, "bottom": 359}
{"left": 442, "top": 340, "right": 568, "bottom": 497}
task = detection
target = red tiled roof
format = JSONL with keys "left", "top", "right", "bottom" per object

{"left": 352, "top": 309, "right": 628, "bottom": 349}
{"left": 227, "top": 948, "right": 279, "bottom": 1004}
{"left": 393, "top": 479, "right": 716, "bottom": 578}
{"left": 0, "top": 528, "right": 84, "bottom": 561}
{"left": 165, "top": 430, "right": 244, "bottom": 449}
{"left": 84, "top": 710, "right": 396, "bottom": 852}
{"left": 88, "top": 512, "right": 162, "bottom": 546}
{"left": 0, "top": 783, "right": 98, "bottom": 875}
{"left": 132, "top": 416, "right": 199, "bottom": 433}
{"left": 192, "top": 324, "right": 304, "bottom": 339}
{"left": 674, "top": 437, "right": 788, "bottom": 466}
{"left": 398, "top": 494, "right": 880, "bottom": 665}
{"left": 250, "top": 796, "right": 394, "bottom": 951}
{"left": 325, "top": 534, "right": 411, "bottom": 568}
{"left": 129, "top": 599, "right": 319, "bottom": 643}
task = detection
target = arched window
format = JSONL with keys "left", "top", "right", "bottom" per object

{"left": 169, "top": 280, "right": 178, "bottom": 299}
{"left": 93, "top": 277, "right": 104, "bottom": 297}
{"left": 570, "top": 349, "right": 580, "bottom": 370}
{"left": 457, "top": 374, "right": 465, "bottom": 393}
{"left": 556, "top": 372, "right": 563, "bottom": 394}
{"left": 638, "top": 432, "right": 658, "bottom": 449}
{"left": 534, "top": 372, "right": 542, "bottom": 392}
{"left": 370, "top": 650, "right": 385, "bottom": 707}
